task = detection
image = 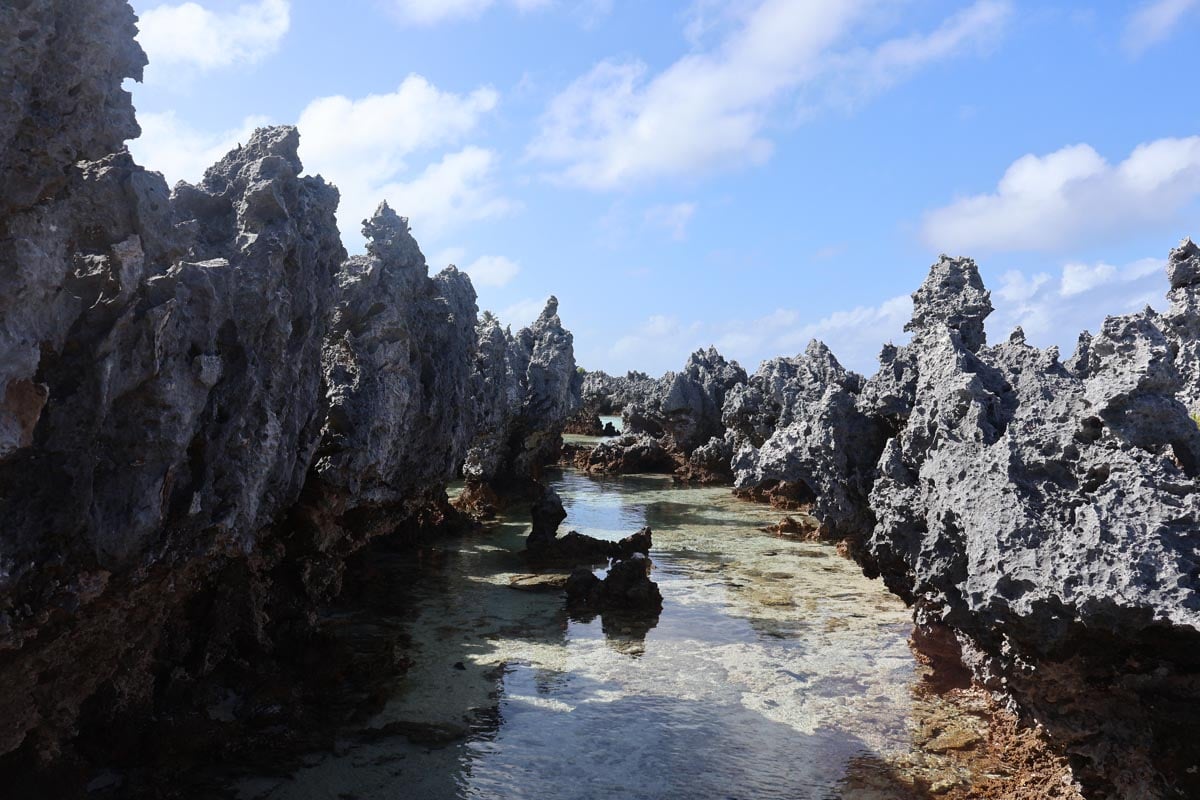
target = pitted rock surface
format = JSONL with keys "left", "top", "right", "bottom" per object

{"left": 463, "top": 297, "right": 581, "bottom": 492}
{"left": 579, "top": 369, "right": 658, "bottom": 414}
{"left": 623, "top": 346, "right": 746, "bottom": 455}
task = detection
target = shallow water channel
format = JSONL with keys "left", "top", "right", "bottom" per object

{"left": 237, "top": 461, "right": 989, "bottom": 799}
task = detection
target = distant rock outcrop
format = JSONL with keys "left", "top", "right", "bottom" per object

{"left": 579, "top": 369, "right": 657, "bottom": 414}
{"left": 580, "top": 348, "right": 747, "bottom": 482}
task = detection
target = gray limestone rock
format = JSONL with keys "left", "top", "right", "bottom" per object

{"left": 727, "top": 341, "right": 884, "bottom": 539}
{"left": 579, "top": 369, "right": 657, "bottom": 414}
{"left": 463, "top": 297, "right": 582, "bottom": 491}
{"left": 624, "top": 346, "right": 747, "bottom": 455}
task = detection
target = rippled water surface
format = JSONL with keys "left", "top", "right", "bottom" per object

{"left": 237, "top": 469, "right": 979, "bottom": 800}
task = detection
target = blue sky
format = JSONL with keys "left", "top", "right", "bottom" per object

{"left": 126, "top": 0, "right": 1200, "bottom": 376}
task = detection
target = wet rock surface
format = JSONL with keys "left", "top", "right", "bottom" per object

{"left": 565, "top": 553, "right": 663, "bottom": 613}
{"left": 577, "top": 432, "right": 681, "bottom": 475}
{"left": 525, "top": 484, "right": 652, "bottom": 564}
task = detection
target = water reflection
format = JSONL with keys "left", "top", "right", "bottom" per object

{"left": 236, "top": 468, "right": 969, "bottom": 800}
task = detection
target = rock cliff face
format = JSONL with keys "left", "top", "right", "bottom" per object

{"left": 729, "top": 251, "right": 1200, "bottom": 797}
{"left": 462, "top": 297, "right": 581, "bottom": 494}
{"left": 0, "top": 0, "right": 573, "bottom": 772}
{"left": 864, "top": 254, "right": 1200, "bottom": 798}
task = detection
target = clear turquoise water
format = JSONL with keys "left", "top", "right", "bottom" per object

{"left": 236, "top": 469, "right": 969, "bottom": 800}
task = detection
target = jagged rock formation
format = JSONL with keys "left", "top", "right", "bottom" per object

{"left": 579, "top": 369, "right": 657, "bottom": 414}
{"left": 581, "top": 348, "right": 746, "bottom": 482}
{"left": 0, "top": 0, "right": 575, "bottom": 776}
{"left": 565, "top": 553, "right": 663, "bottom": 613}
{"left": 730, "top": 250, "right": 1200, "bottom": 797}
{"left": 625, "top": 346, "right": 747, "bottom": 453}
{"left": 460, "top": 298, "right": 581, "bottom": 498}
{"left": 291, "top": 202, "right": 481, "bottom": 597}
{"left": 1161, "top": 238, "right": 1200, "bottom": 411}
{"left": 726, "top": 340, "right": 885, "bottom": 540}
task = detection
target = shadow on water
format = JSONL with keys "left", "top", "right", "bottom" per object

{"left": 219, "top": 467, "right": 948, "bottom": 799}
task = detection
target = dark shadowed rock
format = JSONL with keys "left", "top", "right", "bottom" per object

{"left": 0, "top": 1, "right": 489, "bottom": 771}
{"left": 529, "top": 487, "right": 568, "bottom": 548}
{"left": 579, "top": 432, "right": 680, "bottom": 475}
{"left": 565, "top": 553, "right": 662, "bottom": 612}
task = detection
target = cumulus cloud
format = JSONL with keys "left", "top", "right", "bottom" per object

{"left": 136, "top": 0, "right": 290, "bottom": 79}
{"left": 922, "top": 137, "right": 1200, "bottom": 253}
{"left": 368, "top": 147, "right": 518, "bottom": 244}
{"left": 529, "top": 0, "right": 1009, "bottom": 189}
{"left": 131, "top": 74, "right": 512, "bottom": 250}
{"left": 465, "top": 255, "right": 521, "bottom": 287}
{"left": 644, "top": 202, "right": 697, "bottom": 241}
{"left": 1123, "top": 0, "right": 1198, "bottom": 56}
{"left": 765, "top": 296, "right": 913, "bottom": 372}
{"left": 129, "top": 110, "right": 270, "bottom": 184}
{"left": 609, "top": 316, "right": 709, "bottom": 370}
{"left": 386, "top": 0, "right": 550, "bottom": 26}
{"left": 602, "top": 296, "right": 912, "bottom": 377}
{"left": 294, "top": 76, "right": 510, "bottom": 249}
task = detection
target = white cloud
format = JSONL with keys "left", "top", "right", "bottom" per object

{"left": 131, "top": 75, "right": 512, "bottom": 251}
{"left": 923, "top": 137, "right": 1200, "bottom": 253}
{"left": 1060, "top": 262, "right": 1117, "bottom": 297}
{"left": 129, "top": 110, "right": 270, "bottom": 184}
{"left": 293, "top": 76, "right": 510, "bottom": 249}
{"left": 819, "top": 1, "right": 1011, "bottom": 109}
{"left": 431, "top": 246, "right": 468, "bottom": 268}
{"left": 610, "top": 315, "right": 708, "bottom": 368}
{"left": 371, "top": 147, "right": 518, "bottom": 244}
{"left": 386, "top": 0, "right": 551, "bottom": 26}
{"left": 465, "top": 255, "right": 521, "bottom": 287}
{"left": 1123, "top": 0, "right": 1198, "bottom": 56}
{"left": 603, "top": 296, "right": 911, "bottom": 377}
{"left": 137, "top": 0, "right": 290, "bottom": 79}
{"left": 995, "top": 270, "right": 1050, "bottom": 304}
{"left": 645, "top": 202, "right": 697, "bottom": 241}
{"left": 768, "top": 295, "right": 913, "bottom": 372}
{"left": 530, "top": 0, "right": 1009, "bottom": 189}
